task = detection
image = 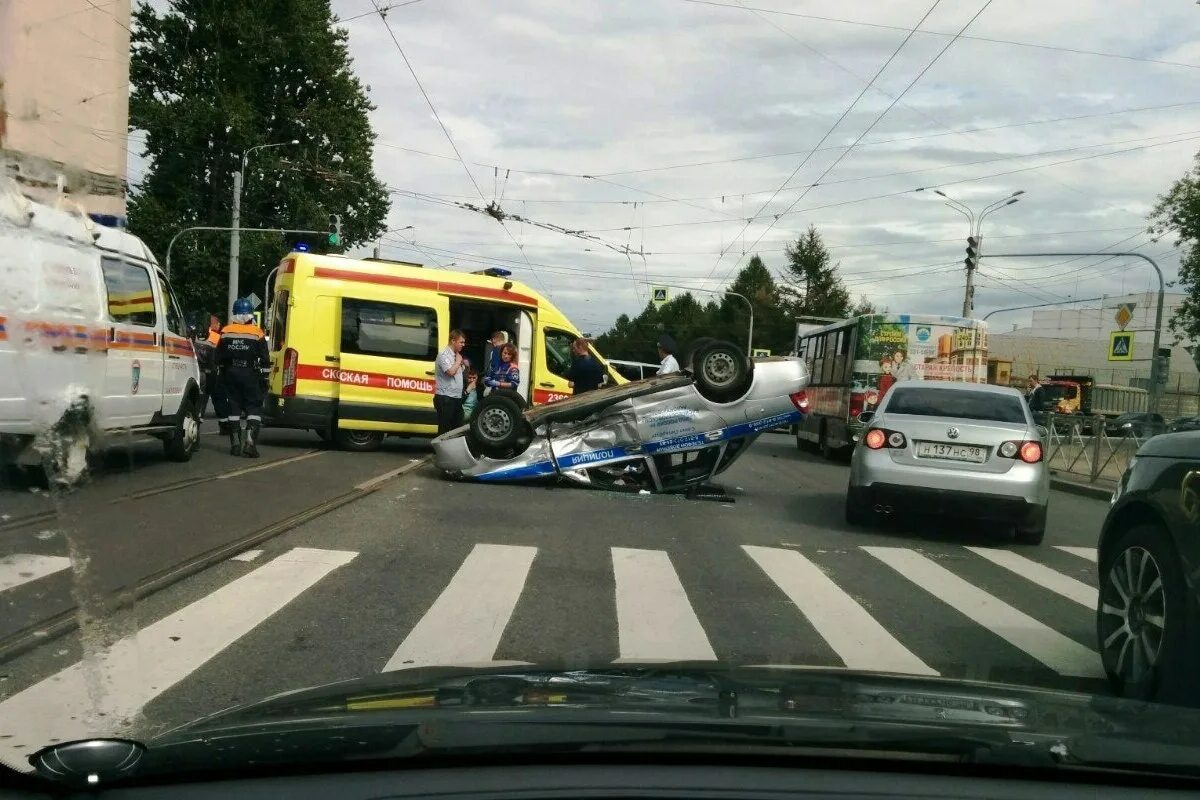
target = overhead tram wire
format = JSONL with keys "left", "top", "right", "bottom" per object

{"left": 708, "top": 0, "right": 997, "bottom": 289}
{"left": 580, "top": 132, "right": 1200, "bottom": 234}
{"left": 589, "top": 100, "right": 1200, "bottom": 179}
{"left": 678, "top": 0, "right": 1200, "bottom": 71}
{"left": 699, "top": 0, "right": 945, "bottom": 287}
{"left": 367, "top": 0, "right": 553, "bottom": 296}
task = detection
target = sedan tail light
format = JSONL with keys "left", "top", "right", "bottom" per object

{"left": 864, "top": 428, "right": 906, "bottom": 450}
{"left": 789, "top": 390, "right": 810, "bottom": 414}
{"left": 999, "top": 440, "right": 1042, "bottom": 463}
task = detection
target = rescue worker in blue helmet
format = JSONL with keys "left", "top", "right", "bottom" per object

{"left": 216, "top": 297, "right": 270, "bottom": 457}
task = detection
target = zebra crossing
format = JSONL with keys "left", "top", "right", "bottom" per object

{"left": 0, "top": 538, "right": 1102, "bottom": 768}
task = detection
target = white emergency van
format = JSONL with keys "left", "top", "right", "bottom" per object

{"left": 0, "top": 178, "right": 203, "bottom": 482}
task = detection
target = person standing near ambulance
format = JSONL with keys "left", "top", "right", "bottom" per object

{"left": 217, "top": 298, "right": 270, "bottom": 457}
{"left": 434, "top": 329, "right": 468, "bottom": 435}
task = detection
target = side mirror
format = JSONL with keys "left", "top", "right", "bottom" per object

{"left": 857, "top": 411, "right": 875, "bottom": 424}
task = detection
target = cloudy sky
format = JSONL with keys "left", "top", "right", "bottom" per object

{"left": 329, "top": 0, "right": 1200, "bottom": 335}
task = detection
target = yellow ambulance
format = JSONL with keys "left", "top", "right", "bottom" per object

{"left": 263, "top": 252, "right": 620, "bottom": 450}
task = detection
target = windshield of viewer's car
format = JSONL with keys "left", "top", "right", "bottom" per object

{"left": 4, "top": 0, "right": 1200, "bottom": 787}
{"left": 885, "top": 387, "right": 1028, "bottom": 424}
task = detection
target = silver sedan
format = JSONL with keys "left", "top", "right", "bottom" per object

{"left": 846, "top": 381, "right": 1050, "bottom": 544}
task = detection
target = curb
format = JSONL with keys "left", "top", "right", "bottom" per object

{"left": 0, "top": 455, "right": 432, "bottom": 663}
{"left": 1050, "top": 476, "right": 1114, "bottom": 501}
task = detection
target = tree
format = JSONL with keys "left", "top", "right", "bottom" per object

{"left": 721, "top": 255, "right": 793, "bottom": 353}
{"left": 128, "top": 0, "right": 389, "bottom": 314}
{"left": 1150, "top": 155, "right": 1200, "bottom": 345}
{"left": 851, "top": 294, "right": 881, "bottom": 315}
{"left": 780, "top": 225, "right": 851, "bottom": 318}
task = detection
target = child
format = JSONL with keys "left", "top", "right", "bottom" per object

{"left": 462, "top": 370, "right": 479, "bottom": 421}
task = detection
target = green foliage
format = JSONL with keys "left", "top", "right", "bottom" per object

{"left": 128, "top": 0, "right": 389, "bottom": 315}
{"left": 1150, "top": 155, "right": 1200, "bottom": 344}
{"left": 780, "top": 225, "right": 851, "bottom": 318}
{"left": 852, "top": 294, "right": 882, "bottom": 315}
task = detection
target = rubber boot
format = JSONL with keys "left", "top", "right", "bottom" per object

{"left": 243, "top": 420, "right": 261, "bottom": 459}
{"left": 229, "top": 421, "right": 243, "bottom": 456}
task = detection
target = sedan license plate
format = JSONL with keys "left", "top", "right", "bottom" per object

{"left": 915, "top": 441, "right": 986, "bottom": 463}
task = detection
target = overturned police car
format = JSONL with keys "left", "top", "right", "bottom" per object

{"left": 431, "top": 339, "right": 810, "bottom": 493}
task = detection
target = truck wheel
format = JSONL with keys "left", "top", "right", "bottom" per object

{"left": 335, "top": 429, "right": 383, "bottom": 452}
{"left": 469, "top": 394, "right": 532, "bottom": 458}
{"left": 691, "top": 340, "right": 753, "bottom": 403}
{"left": 163, "top": 396, "right": 201, "bottom": 462}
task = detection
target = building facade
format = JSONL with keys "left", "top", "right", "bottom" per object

{"left": 0, "top": 0, "right": 132, "bottom": 217}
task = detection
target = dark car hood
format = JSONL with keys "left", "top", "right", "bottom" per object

{"left": 1139, "top": 430, "right": 1200, "bottom": 458}
{"left": 32, "top": 665, "right": 1200, "bottom": 786}
{"left": 52, "top": 665, "right": 1180, "bottom": 778}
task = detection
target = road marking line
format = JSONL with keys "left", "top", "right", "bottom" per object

{"left": 743, "top": 545, "right": 936, "bottom": 676}
{"left": 965, "top": 547, "right": 1097, "bottom": 608}
{"left": 216, "top": 450, "right": 324, "bottom": 479}
{"left": 0, "top": 547, "right": 356, "bottom": 759}
{"left": 1055, "top": 546, "right": 1098, "bottom": 563}
{"left": 863, "top": 546, "right": 1103, "bottom": 678}
{"left": 611, "top": 548, "right": 716, "bottom": 662}
{"left": 383, "top": 544, "right": 537, "bottom": 671}
{"left": 230, "top": 549, "right": 263, "bottom": 562}
{"left": 0, "top": 554, "right": 72, "bottom": 592}
{"left": 354, "top": 456, "right": 432, "bottom": 491}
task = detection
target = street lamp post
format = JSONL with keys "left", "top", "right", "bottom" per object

{"left": 229, "top": 140, "right": 299, "bottom": 315}
{"left": 918, "top": 188, "right": 1024, "bottom": 317}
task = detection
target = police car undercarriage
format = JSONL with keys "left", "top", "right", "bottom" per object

{"left": 430, "top": 340, "right": 811, "bottom": 496}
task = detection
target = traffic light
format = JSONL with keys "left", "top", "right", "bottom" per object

{"left": 328, "top": 213, "right": 342, "bottom": 248}
{"left": 1155, "top": 347, "right": 1171, "bottom": 385}
{"left": 965, "top": 235, "right": 981, "bottom": 271}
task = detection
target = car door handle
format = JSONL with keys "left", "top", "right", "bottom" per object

{"left": 325, "top": 355, "right": 339, "bottom": 362}
{"left": 425, "top": 370, "right": 436, "bottom": 376}
{"left": 539, "top": 382, "right": 555, "bottom": 388}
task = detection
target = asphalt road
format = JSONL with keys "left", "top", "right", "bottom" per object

{"left": 0, "top": 431, "right": 1111, "bottom": 769}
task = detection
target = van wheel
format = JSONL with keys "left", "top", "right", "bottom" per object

{"left": 691, "top": 340, "right": 753, "bottom": 403}
{"left": 163, "top": 397, "right": 201, "bottom": 462}
{"left": 470, "top": 394, "right": 532, "bottom": 458}
{"left": 335, "top": 429, "right": 384, "bottom": 452}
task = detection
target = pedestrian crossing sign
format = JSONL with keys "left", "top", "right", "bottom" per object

{"left": 651, "top": 287, "right": 668, "bottom": 307}
{"left": 1108, "top": 330, "right": 1134, "bottom": 361}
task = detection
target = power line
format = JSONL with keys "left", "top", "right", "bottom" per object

{"left": 678, "top": 0, "right": 1200, "bottom": 71}
{"left": 709, "top": 0, "right": 996, "bottom": 289}
{"left": 591, "top": 100, "right": 1200, "bottom": 179}
{"left": 368, "top": 0, "right": 484, "bottom": 200}
{"left": 582, "top": 132, "right": 1200, "bottom": 233}
{"left": 367, "top": 0, "right": 553, "bottom": 296}
{"left": 700, "top": 0, "right": 945, "bottom": 286}
{"left": 339, "top": 0, "right": 427, "bottom": 24}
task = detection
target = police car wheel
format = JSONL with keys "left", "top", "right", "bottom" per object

{"left": 692, "top": 340, "right": 753, "bottom": 403}
{"left": 335, "top": 429, "right": 384, "bottom": 452}
{"left": 164, "top": 397, "right": 201, "bottom": 462}
{"left": 469, "top": 394, "right": 531, "bottom": 457}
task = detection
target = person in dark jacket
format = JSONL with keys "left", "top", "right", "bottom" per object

{"left": 216, "top": 298, "right": 270, "bottom": 457}
{"left": 567, "top": 338, "right": 604, "bottom": 394}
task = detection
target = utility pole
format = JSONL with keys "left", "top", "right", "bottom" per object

{"left": 227, "top": 170, "right": 242, "bottom": 317}
{"left": 916, "top": 188, "right": 1023, "bottom": 317}
{"left": 228, "top": 140, "right": 299, "bottom": 315}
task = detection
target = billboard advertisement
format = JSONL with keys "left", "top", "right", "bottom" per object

{"left": 853, "top": 315, "right": 987, "bottom": 412}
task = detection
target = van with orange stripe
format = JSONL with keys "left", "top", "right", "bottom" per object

{"left": 263, "top": 252, "right": 620, "bottom": 450}
{"left": 0, "top": 179, "right": 202, "bottom": 480}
